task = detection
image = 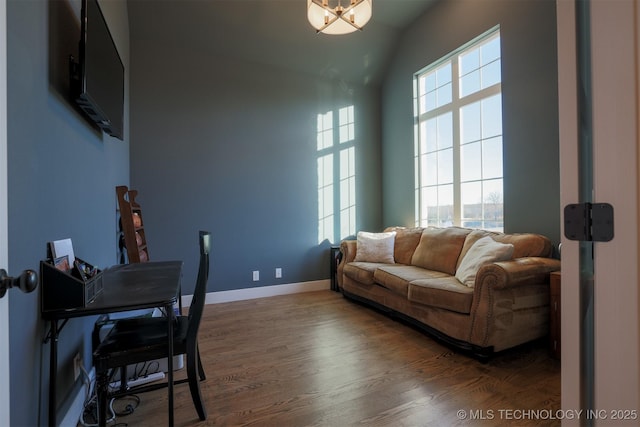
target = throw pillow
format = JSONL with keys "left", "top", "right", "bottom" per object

{"left": 455, "top": 236, "right": 514, "bottom": 287}
{"left": 354, "top": 231, "right": 396, "bottom": 263}
{"left": 410, "top": 227, "right": 470, "bottom": 275}
{"left": 391, "top": 227, "right": 424, "bottom": 265}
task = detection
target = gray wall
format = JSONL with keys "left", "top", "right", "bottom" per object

{"left": 7, "top": 0, "right": 129, "bottom": 424}
{"left": 381, "top": 0, "right": 560, "bottom": 245}
{"left": 129, "top": 34, "right": 383, "bottom": 294}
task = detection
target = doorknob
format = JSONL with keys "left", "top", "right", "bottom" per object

{"left": 0, "top": 269, "right": 38, "bottom": 299}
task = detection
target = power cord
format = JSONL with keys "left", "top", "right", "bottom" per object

{"left": 79, "top": 364, "right": 115, "bottom": 427}
{"left": 110, "top": 394, "right": 140, "bottom": 417}
{"left": 79, "top": 365, "right": 141, "bottom": 426}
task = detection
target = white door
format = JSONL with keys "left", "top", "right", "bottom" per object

{"left": 0, "top": 0, "right": 10, "bottom": 425}
{"left": 558, "top": 1, "right": 640, "bottom": 425}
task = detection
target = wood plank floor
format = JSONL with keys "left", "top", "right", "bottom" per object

{"left": 110, "top": 290, "right": 560, "bottom": 426}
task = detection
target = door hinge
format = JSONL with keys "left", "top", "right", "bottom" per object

{"left": 564, "top": 202, "right": 614, "bottom": 242}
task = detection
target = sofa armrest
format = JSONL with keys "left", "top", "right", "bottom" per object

{"left": 474, "top": 257, "right": 561, "bottom": 290}
{"left": 337, "top": 240, "right": 357, "bottom": 289}
{"left": 468, "top": 257, "right": 561, "bottom": 350}
{"left": 340, "top": 240, "right": 357, "bottom": 263}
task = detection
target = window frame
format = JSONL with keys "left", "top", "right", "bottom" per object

{"left": 414, "top": 26, "right": 503, "bottom": 231}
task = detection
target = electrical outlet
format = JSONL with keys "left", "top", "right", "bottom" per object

{"left": 252, "top": 271, "right": 259, "bottom": 281}
{"left": 73, "top": 352, "right": 82, "bottom": 381}
{"left": 275, "top": 268, "right": 282, "bottom": 278}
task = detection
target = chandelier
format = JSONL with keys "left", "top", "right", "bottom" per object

{"left": 307, "top": 0, "right": 373, "bottom": 35}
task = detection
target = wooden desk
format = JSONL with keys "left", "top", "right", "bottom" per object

{"left": 41, "top": 261, "right": 183, "bottom": 427}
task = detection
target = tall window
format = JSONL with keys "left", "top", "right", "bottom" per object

{"left": 317, "top": 106, "right": 356, "bottom": 244}
{"left": 414, "top": 28, "right": 503, "bottom": 231}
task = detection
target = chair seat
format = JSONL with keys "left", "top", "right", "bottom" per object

{"left": 95, "top": 316, "right": 189, "bottom": 370}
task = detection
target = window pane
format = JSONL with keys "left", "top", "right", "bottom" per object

{"left": 438, "top": 184, "right": 454, "bottom": 226}
{"left": 425, "top": 91, "right": 437, "bottom": 112}
{"left": 461, "top": 181, "right": 482, "bottom": 227}
{"left": 460, "top": 70, "right": 480, "bottom": 98}
{"left": 460, "top": 101, "right": 481, "bottom": 144}
{"left": 481, "top": 36, "right": 501, "bottom": 65}
{"left": 461, "top": 141, "right": 482, "bottom": 182}
{"left": 481, "top": 94, "right": 502, "bottom": 138}
{"left": 483, "top": 179, "right": 503, "bottom": 231}
{"left": 438, "top": 148, "right": 453, "bottom": 184}
{"left": 423, "top": 187, "right": 438, "bottom": 223}
{"left": 419, "top": 123, "right": 428, "bottom": 155}
{"left": 418, "top": 75, "right": 426, "bottom": 95}
{"left": 424, "top": 118, "right": 437, "bottom": 152}
{"left": 423, "top": 152, "right": 438, "bottom": 185}
{"left": 436, "top": 62, "right": 452, "bottom": 86}
{"left": 459, "top": 48, "right": 479, "bottom": 76}
{"left": 483, "top": 179, "right": 503, "bottom": 202}
{"left": 424, "top": 73, "right": 436, "bottom": 92}
{"left": 482, "top": 136, "right": 502, "bottom": 179}
{"left": 461, "top": 181, "right": 482, "bottom": 205}
{"left": 437, "top": 82, "right": 452, "bottom": 107}
{"left": 437, "top": 113, "right": 453, "bottom": 149}
{"left": 482, "top": 59, "right": 501, "bottom": 88}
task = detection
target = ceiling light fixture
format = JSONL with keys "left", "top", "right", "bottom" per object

{"left": 307, "top": 0, "right": 373, "bottom": 35}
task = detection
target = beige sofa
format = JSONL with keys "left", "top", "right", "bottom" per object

{"left": 337, "top": 226, "right": 560, "bottom": 360}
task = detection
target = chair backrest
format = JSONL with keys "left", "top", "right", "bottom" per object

{"left": 186, "top": 231, "right": 211, "bottom": 347}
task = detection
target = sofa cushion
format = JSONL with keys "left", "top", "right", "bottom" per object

{"left": 457, "top": 229, "right": 553, "bottom": 268}
{"left": 354, "top": 231, "right": 396, "bottom": 263}
{"left": 411, "top": 227, "right": 471, "bottom": 275}
{"left": 343, "top": 262, "right": 387, "bottom": 286}
{"left": 408, "top": 277, "right": 475, "bottom": 314}
{"left": 374, "top": 265, "right": 449, "bottom": 297}
{"left": 455, "top": 236, "right": 514, "bottom": 287}
{"left": 384, "top": 227, "right": 424, "bottom": 265}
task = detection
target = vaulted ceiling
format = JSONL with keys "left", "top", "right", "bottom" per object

{"left": 127, "top": 0, "right": 437, "bottom": 86}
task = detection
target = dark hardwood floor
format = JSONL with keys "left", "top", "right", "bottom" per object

{"left": 108, "top": 290, "right": 560, "bottom": 426}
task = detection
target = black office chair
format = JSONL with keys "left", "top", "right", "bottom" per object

{"left": 93, "top": 231, "right": 211, "bottom": 426}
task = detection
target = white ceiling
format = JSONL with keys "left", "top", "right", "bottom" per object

{"left": 127, "top": 0, "right": 437, "bottom": 86}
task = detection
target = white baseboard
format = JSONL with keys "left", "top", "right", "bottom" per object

{"left": 181, "top": 279, "right": 331, "bottom": 306}
{"left": 60, "top": 367, "right": 95, "bottom": 427}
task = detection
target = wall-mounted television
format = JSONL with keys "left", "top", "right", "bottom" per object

{"left": 71, "top": 0, "right": 124, "bottom": 140}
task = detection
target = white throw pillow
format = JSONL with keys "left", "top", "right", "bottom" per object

{"left": 455, "top": 236, "right": 514, "bottom": 287}
{"left": 354, "top": 231, "right": 396, "bottom": 263}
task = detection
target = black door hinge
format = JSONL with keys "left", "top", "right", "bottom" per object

{"left": 564, "top": 203, "right": 614, "bottom": 242}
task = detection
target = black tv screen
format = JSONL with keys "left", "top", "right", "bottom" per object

{"left": 74, "top": 0, "right": 124, "bottom": 140}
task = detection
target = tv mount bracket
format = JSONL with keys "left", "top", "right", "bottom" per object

{"left": 564, "top": 202, "right": 614, "bottom": 242}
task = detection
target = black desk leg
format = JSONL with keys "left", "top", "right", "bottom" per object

{"left": 166, "top": 303, "right": 174, "bottom": 427}
{"left": 48, "top": 320, "right": 58, "bottom": 427}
